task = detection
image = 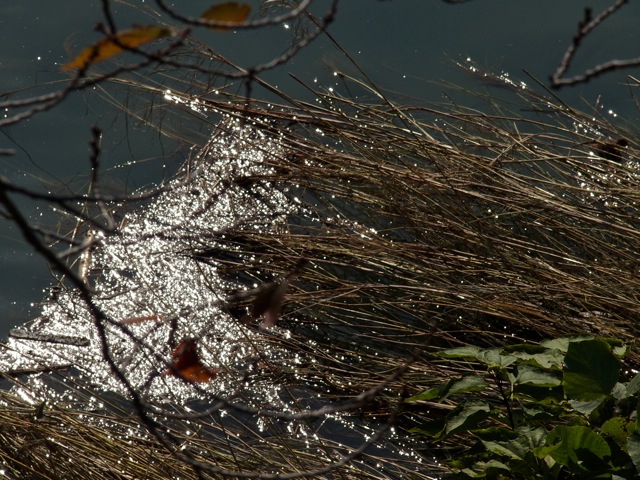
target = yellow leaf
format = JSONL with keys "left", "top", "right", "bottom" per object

{"left": 201, "top": 2, "right": 251, "bottom": 31}
{"left": 61, "top": 25, "right": 172, "bottom": 72}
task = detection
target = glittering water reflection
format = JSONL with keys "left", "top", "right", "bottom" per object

{"left": 0, "top": 116, "right": 431, "bottom": 479}
{"left": 3, "top": 118, "right": 300, "bottom": 399}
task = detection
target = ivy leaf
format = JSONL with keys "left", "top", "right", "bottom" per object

{"left": 62, "top": 25, "right": 173, "bottom": 72}
{"left": 201, "top": 2, "right": 251, "bottom": 31}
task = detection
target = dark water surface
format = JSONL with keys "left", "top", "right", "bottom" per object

{"left": 1, "top": 0, "right": 639, "bottom": 337}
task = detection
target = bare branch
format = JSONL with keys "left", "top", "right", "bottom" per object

{"left": 550, "top": 0, "right": 633, "bottom": 88}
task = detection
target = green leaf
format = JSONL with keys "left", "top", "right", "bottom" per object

{"left": 478, "top": 459, "right": 511, "bottom": 474}
{"left": 513, "top": 383, "right": 565, "bottom": 405}
{"left": 626, "top": 373, "right": 640, "bottom": 397}
{"left": 627, "top": 431, "right": 640, "bottom": 474}
{"left": 406, "top": 375, "right": 486, "bottom": 403}
{"left": 514, "top": 364, "right": 561, "bottom": 388}
{"left": 515, "top": 350, "right": 565, "bottom": 370}
{"left": 408, "top": 401, "right": 491, "bottom": 440}
{"left": 444, "top": 400, "right": 491, "bottom": 438}
{"left": 438, "top": 346, "right": 517, "bottom": 369}
{"left": 563, "top": 339, "right": 620, "bottom": 402}
{"left": 405, "top": 387, "right": 441, "bottom": 402}
{"left": 473, "top": 425, "right": 546, "bottom": 461}
{"left": 443, "top": 375, "right": 487, "bottom": 399}
{"left": 438, "top": 346, "right": 482, "bottom": 360}
{"left": 601, "top": 416, "right": 633, "bottom": 448}
{"left": 568, "top": 398, "right": 606, "bottom": 416}
{"left": 519, "top": 401, "right": 565, "bottom": 420}
{"left": 476, "top": 349, "right": 517, "bottom": 369}
{"left": 503, "top": 343, "right": 564, "bottom": 371}
{"left": 502, "top": 343, "right": 548, "bottom": 355}
{"left": 540, "top": 336, "right": 592, "bottom": 352}
{"left": 408, "top": 413, "right": 447, "bottom": 438}
{"left": 535, "top": 425, "right": 611, "bottom": 474}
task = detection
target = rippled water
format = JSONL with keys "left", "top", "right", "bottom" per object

{"left": 1, "top": 116, "right": 298, "bottom": 393}
{"left": 0, "top": 112, "right": 433, "bottom": 478}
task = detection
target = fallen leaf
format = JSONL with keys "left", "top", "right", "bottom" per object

{"left": 247, "top": 258, "right": 309, "bottom": 329}
{"left": 201, "top": 2, "right": 251, "bottom": 31}
{"left": 120, "top": 314, "right": 163, "bottom": 325}
{"left": 251, "top": 280, "right": 288, "bottom": 328}
{"left": 166, "top": 338, "right": 219, "bottom": 382}
{"left": 61, "top": 25, "right": 172, "bottom": 72}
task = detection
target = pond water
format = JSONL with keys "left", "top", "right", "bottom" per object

{"left": 2, "top": 3, "right": 640, "bottom": 477}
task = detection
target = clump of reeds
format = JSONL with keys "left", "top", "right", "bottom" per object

{"left": 115, "top": 60, "right": 640, "bottom": 471}
{"left": 4, "top": 48, "right": 640, "bottom": 478}
{"left": 195, "top": 65, "right": 640, "bottom": 366}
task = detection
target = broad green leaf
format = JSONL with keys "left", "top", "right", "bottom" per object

{"left": 62, "top": 26, "right": 172, "bottom": 71}
{"left": 502, "top": 343, "right": 548, "bottom": 355}
{"left": 601, "top": 416, "right": 633, "bottom": 447}
{"left": 412, "top": 401, "right": 491, "bottom": 440}
{"left": 476, "top": 349, "right": 517, "bottom": 369}
{"left": 514, "top": 364, "right": 561, "bottom": 387}
{"left": 473, "top": 425, "right": 546, "bottom": 461}
{"left": 612, "top": 343, "right": 627, "bottom": 358}
{"left": 568, "top": 398, "right": 606, "bottom": 416}
{"left": 520, "top": 401, "right": 565, "bottom": 420}
{"left": 405, "top": 387, "right": 441, "bottom": 402}
{"left": 438, "top": 346, "right": 516, "bottom": 369}
{"left": 507, "top": 349, "right": 564, "bottom": 370}
{"left": 626, "top": 373, "right": 640, "bottom": 396}
{"left": 540, "top": 336, "right": 591, "bottom": 352}
{"left": 563, "top": 339, "right": 620, "bottom": 402}
{"left": 478, "top": 459, "right": 510, "bottom": 474}
{"left": 513, "top": 382, "right": 564, "bottom": 404}
{"left": 627, "top": 431, "right": 640, "bottom": 474}
{"left": 437, "top": 346, "right": 482, "bottom": 360}
{"left": 610, "top": 382, "right": 627, "bottom": 401}
{"left": 408, "top": 415, "right": 447, "bottom": 439}
{"left": 201, "top": 2, "right": 251, "bottom": 31}
{"left": 535, "top": 425, "right": 611, "bottom": 474}
{"left": 444, "top": 400, "right": 491, "bottom": 437}
{"left": 542, "top": 336, "right": 624, "bottom": 355}
{"left": 406, "top": 375, "right": 486, "bottom": 403}
{"left": 443, "top": 375, "right": 487, "bottom": 398}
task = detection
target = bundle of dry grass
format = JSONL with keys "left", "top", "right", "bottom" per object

{"left": 3, "top": 50, "right": 640, "bottom": 477}
{"left": 192, "top": 66, "right": 640, "bottom": 366}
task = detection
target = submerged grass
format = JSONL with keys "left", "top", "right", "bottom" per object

{"left": 3, "top": 46, "right": 640, "bottom": 478}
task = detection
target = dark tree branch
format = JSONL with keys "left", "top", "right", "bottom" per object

{"left": 550, "top": 0, "right": 633, "bottom": 88}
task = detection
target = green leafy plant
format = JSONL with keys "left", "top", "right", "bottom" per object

{"left": 407, "top": 337, "right": 640, "bottom": 479}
